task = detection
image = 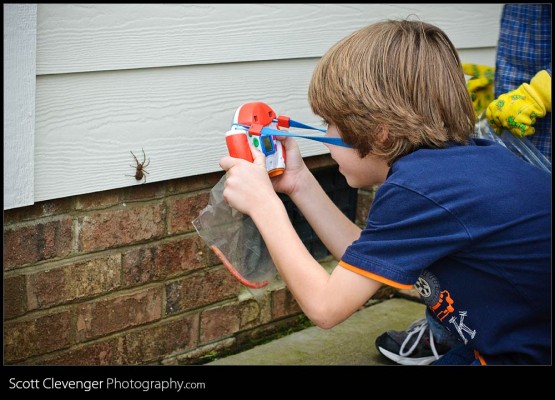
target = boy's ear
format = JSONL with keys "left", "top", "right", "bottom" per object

{"left": 376, "top": 125, "right": 389, "bottom": 144}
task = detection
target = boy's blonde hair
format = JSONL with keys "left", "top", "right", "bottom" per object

{"left": 308, "top": 20, "right": 475, "bottom": 165}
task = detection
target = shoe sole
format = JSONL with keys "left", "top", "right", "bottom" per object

{"left": 377, "top": 346, "right": 440, "bottom": 366}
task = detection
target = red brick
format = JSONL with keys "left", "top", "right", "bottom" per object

{"left": 3, "top": 218, "right": 73, "bottom": 270}
{"left": 304, "top": 154, "right": 337, "bottom": 171}
{"left": 167, "top": 192, "right": 210, "bottom": 234}
{"left": 36, "top": 341, "right": 115, "bottom": 366}
{"left": 271, "top": 287, "right": 302, "bottom": 319}
{"left": 122, "top": 236, "right": 205, "bottom": 287}
{"left": 167, "top": 172, "right": 223, "bottom": 195}
{"left": 4, "top": 310, "right": 71, "bottom": 364}
{"left": 78, "top": 203, "right": 165, "bottom": 252}
{"left": 122, "top": 180, "right": 166, "bottom": 202}
{"left": 202, "top": 241, "right": 221, "bottom": 267}
{"left": 233, "top": 312, "right": 309, "bottom": 352}
{"left": 398, "top": 288, "right": 423, "bottom": 301}
{"left": 166, "top": 338, "right": 235, "bottom": 365}
{"left": 113, "top": 315, "right": 199, "bottom": 365}
{"left": 26, "top": 254, "right": 121, "bottom": 310}
{"left": 373, "top": 285, "right": 399, "bottom": 300}
{"left": 165, "top": 268, "right": 241, "bottom": 314}
{"left": 200, "top": 299, "right": 261, "bottom": 343}
{"left": 3, "top": 197, "right": 74, "bottom": 224}
{"left": 4, "top": 275, "right": 26, "bottom": 319}
{"left": 75, "top": 287, "right": 163, "bottom": 342}
{"left": 122, "top": 246, "right": 156, "bottom": 286}
{"left": 75, "top": 189, "right": 121, "bottom": 211}
{"left": 356, "top": 185, "right": 379, "bottom": 226}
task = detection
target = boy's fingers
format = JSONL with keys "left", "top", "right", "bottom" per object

{"left": 219, "top": 156, "right": 242, "bottom": 171}
{"left": 250, "top": 145, "right": 266, "bottom": 168}
{"left": 219, "top": 147, "right": 266, "bottom": 172}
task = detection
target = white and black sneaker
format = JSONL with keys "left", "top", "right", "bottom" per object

{"left": 375, "top": 318, "right": 453, "bottom": 365}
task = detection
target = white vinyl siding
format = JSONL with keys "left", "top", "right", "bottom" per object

{"left": 4, "top": 3, "right": 504, "bottom": 209}
{"left": 4, "top": 4, "right": 37, "bottom": 209}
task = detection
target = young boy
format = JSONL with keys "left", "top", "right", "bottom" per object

{"left": 379, "top": 5, "right": 552, "bottom": 366}
{"left": 219, "top": 20, "right": 551, "bottom": 365}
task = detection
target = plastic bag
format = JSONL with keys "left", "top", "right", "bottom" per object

{"left": 192, "top": 175, "right": 278, "bottom": 296}
{"left": 473, "top": 113, "right": 551, "bottom": 174}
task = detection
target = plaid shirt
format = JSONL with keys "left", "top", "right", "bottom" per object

{"left": 495, "top": 4, "right": 552, "bottom": 161}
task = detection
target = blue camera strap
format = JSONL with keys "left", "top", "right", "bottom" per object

{"left": 234, "top": 119, "right": 352, "bottom": 148}
{"left": 260, "top": 127, "right": 351, "bottom": 147}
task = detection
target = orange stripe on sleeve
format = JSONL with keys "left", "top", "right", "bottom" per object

{"left": 338, "top": 260, "right": 414, "bottom": 290}
{"left": 474, "top": 350, "right": 487, "bottom": 365}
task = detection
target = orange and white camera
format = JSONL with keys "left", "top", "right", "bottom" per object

{"left": 225, "top": 102, "right": 286, "bottom": 177}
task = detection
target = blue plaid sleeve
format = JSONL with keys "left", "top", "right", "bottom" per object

{"left": 494, "top": 4, "right": 552, "bottom": 161}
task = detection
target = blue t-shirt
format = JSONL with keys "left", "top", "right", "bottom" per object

{"left": 339, "top": 139, "right": 551, "bottom": 365}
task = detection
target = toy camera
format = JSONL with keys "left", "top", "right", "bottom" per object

{"left": 225, "top": 102, "right": 286, "bottom": 177}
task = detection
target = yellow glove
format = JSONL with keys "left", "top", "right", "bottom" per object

{"left": 462, "top": 63, "right": 495, "bottom": 117}
{"left": 486, "top": 70, "right": 552, "bottom": 137}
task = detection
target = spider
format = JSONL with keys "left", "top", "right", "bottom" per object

{"left": 127, "top": 148, "right": 150, "bottom": 183}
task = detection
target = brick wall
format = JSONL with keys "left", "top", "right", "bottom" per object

{"left": 3, "top": 155, "right": 374, "bottom": 365}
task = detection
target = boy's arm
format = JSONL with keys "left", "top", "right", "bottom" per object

{"left": 220, "top": 150, "right": 381, "bottom": 329}
{"left": 250, "top": 192, "right": 381, "bottom": 329}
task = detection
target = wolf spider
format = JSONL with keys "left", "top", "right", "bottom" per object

{"left": 127, "top": 148, "right": 150, "bottom": 183}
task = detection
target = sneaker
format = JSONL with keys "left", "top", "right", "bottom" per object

{"left": 375, "top": 318, "right": 452, "bottom": 365}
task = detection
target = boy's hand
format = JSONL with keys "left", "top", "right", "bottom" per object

{"left": 462, "top": 63, "right": 495, "bottom": 117}
{"left": 486, "top": 70, "right": 551, "bottom": 137}
{"left": 219, "top": 146, "right": 276, "bottom": 216}
{"left": 269, "top": 137, "right": 308, "bottom": 197}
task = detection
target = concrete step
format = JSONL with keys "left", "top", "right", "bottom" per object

{"left": 206, "top": 298, "right": 426, "bottom": 366}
